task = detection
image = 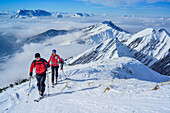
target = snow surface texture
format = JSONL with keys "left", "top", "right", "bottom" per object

{"left": 10, "top": 10, "right": 92, "bottom": 19}
{"left": 0, "top": 57, "right": 170, "bottom": 113}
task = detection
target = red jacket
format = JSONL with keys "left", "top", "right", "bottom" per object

{"left": 30, "top": 58, "right": 49, "bottom": 75}
{"left": 48, "top": 54, "right": 62, "bottom": 66}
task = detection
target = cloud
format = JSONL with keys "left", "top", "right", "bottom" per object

{"left": 77, "top": 0, "right": 170, "bottom": 7}
{"left": 146, "top": 0, "right": 170, "bottom": 3}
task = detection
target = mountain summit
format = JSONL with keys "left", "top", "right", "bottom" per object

{"left": 101, "top": 20, "right": 129, "bottom": 33}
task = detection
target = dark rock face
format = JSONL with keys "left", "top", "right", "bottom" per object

{"left": 25, "top": 29, "right": 68, "bottom": 43}
{"left": 74, "top": 13, "right": 90, "bottom": 17}
{"left": 150, "top": 50, "right": 170, "bottom": 76}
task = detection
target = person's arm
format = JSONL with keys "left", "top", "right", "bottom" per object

{"left": 44, "top": 59, "right": 50, "bottom": 68}
{"left": 48, "top": 55, "right": 52, "bottom": 63}
{"left": 29, "top": 61, "right": 35, "bottom": 76}
{"left": 57, "top": 55, "right": 62, "bottom": 62}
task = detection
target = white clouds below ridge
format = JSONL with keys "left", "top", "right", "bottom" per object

{"left": 77, "top": 0, "right": 170, "bottom": 7}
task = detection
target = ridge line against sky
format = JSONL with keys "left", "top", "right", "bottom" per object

{"left": 0, "top": 0, "right": 170, "bottom": 17}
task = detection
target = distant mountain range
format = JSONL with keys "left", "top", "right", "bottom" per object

{"left": 3, "top": 9, "right": 170, "bottom": 19}
{"left": 9, "top": 9, "right": 92, "bottom": 19}
{"left": 0, "top": 11, "right": 15, "bottom": 15}
{"left": 10, "top": 9, "right": 52, "bottom": 18}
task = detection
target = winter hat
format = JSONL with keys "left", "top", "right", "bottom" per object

{"left": 52, "top": 49, "right": 56, "bottom": 53}
{"left": 35, "top": 53, "right": 40, "bottom": 58}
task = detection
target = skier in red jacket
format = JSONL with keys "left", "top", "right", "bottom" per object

{"left": 29, "top": 53, "right": 50, "bottom": 98}
{"left": 48, "top": 49, "right": 63, "bottom": 86}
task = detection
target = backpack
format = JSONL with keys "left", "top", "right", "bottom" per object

{"left": 50, "top": 54, "right": 59, "bottom": 64}
{"left": 34, "top": 58, "right": 47, "bottom": 71}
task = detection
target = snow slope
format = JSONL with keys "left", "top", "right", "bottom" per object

{"left": 0, "top": 57, "right": 170, "bottom": 113}
{"left": 67, "top": 38, "right": 133, "bottom": 65}
{"left": 125, "top": 28, "right": 170, "bottom": 67}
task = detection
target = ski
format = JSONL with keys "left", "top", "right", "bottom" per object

{"left": 34, "top": 94, "right": 50, "bottom": 102}
{"left": 34, "top": 97, "right": 43, "bottom": 102}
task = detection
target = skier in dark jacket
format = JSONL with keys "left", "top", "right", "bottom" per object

{"left": 29, "top": 53, "right": 50, "bottom": 98}
{"left": 48, "top": 49, "right": 63, "bottom": 86}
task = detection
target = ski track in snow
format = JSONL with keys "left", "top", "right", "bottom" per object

{"left": 0, "top": 58, "right": 170, "bottom": 113}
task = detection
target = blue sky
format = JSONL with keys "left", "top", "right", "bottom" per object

{"left": 0, "top": 0, "right": 170, "bottom": 17}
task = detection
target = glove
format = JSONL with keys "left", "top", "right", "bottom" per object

{"left": 46, "top": 63, "right": 50, "bottom": 68}
{"left": 29, "top": 72, "right": 33, "bottom": 77}
{"left": 61, "top": 61, "right": 64, "bottom": 64}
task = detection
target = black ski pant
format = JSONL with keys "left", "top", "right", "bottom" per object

{"left": 51, "top": 66, "right": 59, "bottom": 83}
{"left": 36, "top": 72, "right": 46, "bottom": 94}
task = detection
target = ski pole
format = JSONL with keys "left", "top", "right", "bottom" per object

{"left": 47, "top": 72, "right": 50, "bottom": 96}
{"left": 26, "top": 77, "right": 32, "bottom": 103}
{"left": 62, "top": 69, "right": 67, "bottom": 80}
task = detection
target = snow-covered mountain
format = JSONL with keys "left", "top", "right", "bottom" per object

{"left": 51, "top": 12, "right": 92, "bottom": 18}
{"left": 0, "top": 11, "right": 15, "bottom": 15}
{"left": 67, "top": 38, "right": 133, "bottom": 65}
{"left": 72, "top": 20, "right": 131, "bottom": 45}
{"left": 0, "top": 12, "right": 7, "bottom": 15}
{"left": 25, "top": 29, "right": 69, "bottom": 43}
{"left": 51, "top": 12, "right": 70, "bottom": 18}
{"left": 10, "top": 9, "right": 52, "bottom": 18}
{"left": 72, "top": 13, "right": 91, "bottom": 17}
{"left": 66, "top": 22, "right": 170, "bottom": 76}
{"left": 125, "top": 28, "right": 170, "bottom": 75}
{"left": 151, "top": 51, "right": 170, "bottom": 76}
{"left": 125, "top": 28, "right": 170, "bottom": 66}
{"left": 25, "top": 20, "right": 130, "bottom": 45}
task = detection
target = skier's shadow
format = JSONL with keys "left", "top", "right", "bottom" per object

{"left": 48, "top": 86, "right": 99, "bottom": 97}
{"left": 47, "top": 78, "right": 100, "bottom": 97}
{"left": 57, "top": 78, "right": 100, "bottom": 84}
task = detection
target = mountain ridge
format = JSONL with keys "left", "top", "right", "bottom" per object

{"left": 65, "top": 21, "right": 170, "bottom": 75}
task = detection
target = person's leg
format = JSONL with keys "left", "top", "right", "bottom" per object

{"left": 39, "top": 73, "right": 46, "bottom": 96}
{"left": 36, "top": 75, "right": 41, "bottom": 92}
{"left": 51, "top": 66, "right": 54, "bottom": 84}
{"left": 55, "top": 66, "right": 59, "bottom": 83}
{"left": 60, "top": 64, "right": 63, "bottom": 70}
